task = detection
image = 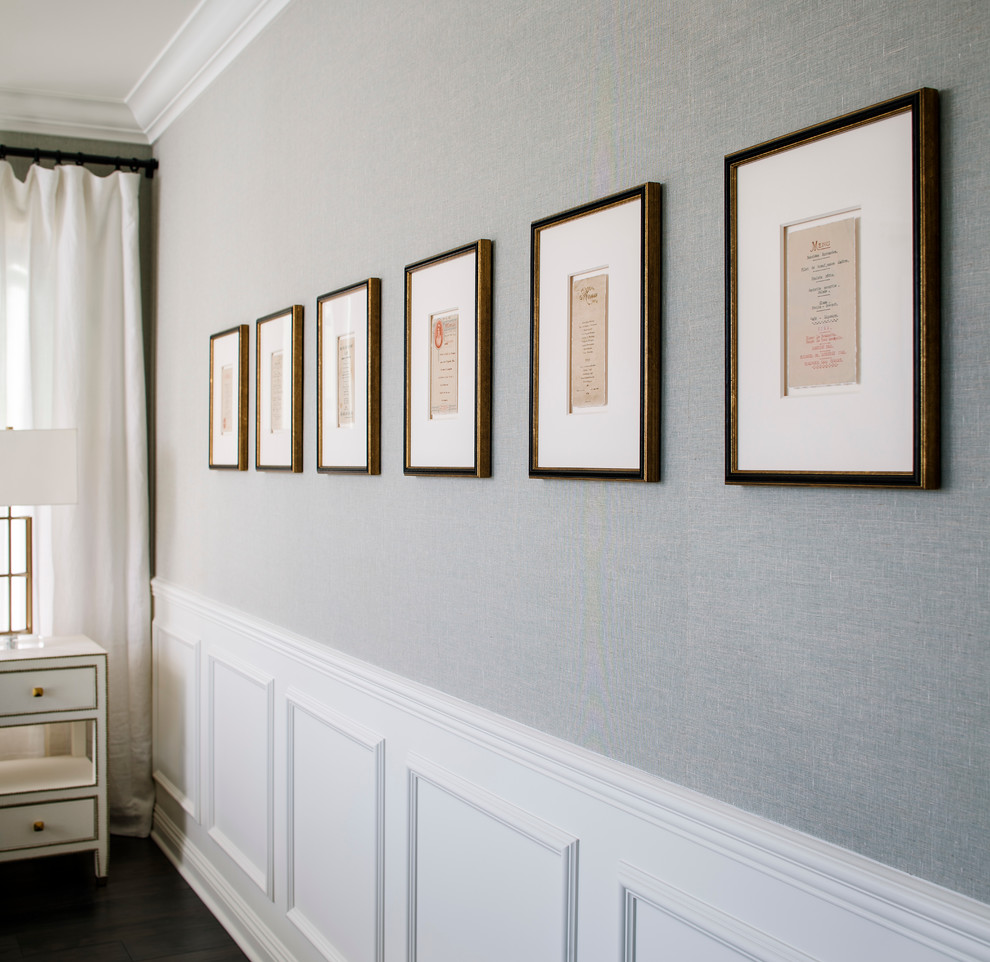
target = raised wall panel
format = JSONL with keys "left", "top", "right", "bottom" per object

{"left": 408, "top": 756, "right": 578, "bottom": 962}
{"left": 152, "top": 626, "right": 200, "bottom": 818}
{"left": 632, "top": 903, "right": 756, "bottom": 962}
{"left": 286, "top": 690, "right": 384, "bottom": 962}
{"left": 621, "top": 863, "right": 814, "bottom": 962}
{"left": 207, "top": 651, "right": 274, "bottom": 898}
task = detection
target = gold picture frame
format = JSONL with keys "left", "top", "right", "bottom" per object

{"left": 530, "top": 183, "right": 661, "bottom": 480}
{"left": 209, "top": 324, "right": 248, "bottom": 470}
{"left": 256, "top": 305, "right": 303, "bottom": 472}
{"left": 317, "top": 279, "right": 381, "bottom": 474}
{"left": 404, "top": 240, "right": 492, "bottom": 477}
{"left": 725, "top": 88, "right": 939, "bottom": 487}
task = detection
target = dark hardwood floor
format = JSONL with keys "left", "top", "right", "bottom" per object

{"left": 0, "top": 835, "right": 249, "bottom": 961}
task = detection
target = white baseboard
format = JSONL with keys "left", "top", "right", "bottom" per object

{"left": 153, "top": 804, "right": 294, "bottom": 962}
{"left": 151, "top": 577, "right": 990, "bottom": 962}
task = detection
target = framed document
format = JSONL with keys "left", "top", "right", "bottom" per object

{"left": 317, "top": 279, "right": 381, "bottom": 474}
{"left": 256, "top": 305, "right": 303, "bottom": 472}
{"left": 209, "top": 325, "right": 248, "bottom": 469}
{"left": 725, "top": 88, "right": 939, "bottom": 487}
{"left": 404, "top": 240, "right": 492, "bottom": 477}
{"left": 530, "top": 183, "right": 661, "bottom": 480}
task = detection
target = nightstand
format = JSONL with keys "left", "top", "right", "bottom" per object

{"left": 0, "top": 636, "right": 108, "bottom": 880}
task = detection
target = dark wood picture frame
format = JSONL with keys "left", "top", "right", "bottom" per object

{"left": 256, "top": 305, "right": 303, "bottom": 472}
{"left": 209, "top": 324, "right": 249, "bottom": 470}
{"left": 530, "top": 183, "right": 661, "bottom": 481}
{"left": 317, "top": 279, "right": 381, "bottom": 475}
{"left": 725, "top": 88, "right": 939, "bottom": 487}
{"left": 404, "top": 240, "right": 493, "bottom": 477}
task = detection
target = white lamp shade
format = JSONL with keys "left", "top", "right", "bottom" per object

{"left": 0, "top": 428, "right": 78, "bottom": 505}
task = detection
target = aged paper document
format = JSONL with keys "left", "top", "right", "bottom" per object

{"left": 785, "top": 217, "right": 858, "bottom": 390}
{"left": 569, "top": 272, "right": 608, "bottom": 410}
{"left": 270, "top": 349, "right": 285, "bottom": 432}
{"left": 220, "top": 364, "right": 233, "bottom": 434}
{"left": 430, "top": 311, "right": 458, "bottom": 418}
{"left": 337, "top": 333, "right": 356, "bottom": 427}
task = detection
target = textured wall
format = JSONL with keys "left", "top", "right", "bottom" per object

{"left": 153, "top": 0, "right": 990, "bottom": 902}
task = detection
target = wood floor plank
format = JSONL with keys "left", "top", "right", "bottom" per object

{"left": 138, "top": 947, "right": 256, "bottom": 962}
{"left": 14, "top": 942, "right": 131, "bottom": 962}
{"left": 0, "top": 933, "right": 22, "bottom": 961}
{"left": 0, "top": 836, "right": 249, "bottom": 961}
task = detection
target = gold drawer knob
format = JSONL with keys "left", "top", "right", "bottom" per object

{"left": 33, "top": 820, "right": 45, "bottom": 832}
{"left": 32, "top": 687, "right": 44, "bottom": 697}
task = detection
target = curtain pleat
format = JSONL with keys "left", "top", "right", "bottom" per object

{"left": 0, "top": 159, "right": 153, "bottom": 835}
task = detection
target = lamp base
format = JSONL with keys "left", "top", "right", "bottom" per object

{"left": 1, "top": 635, "right": 45, "bottom": 651}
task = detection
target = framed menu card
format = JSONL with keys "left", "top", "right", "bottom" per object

{"left": 404, "top": 240, "right": 492, "bottom": 477}
{"left": 256, "top": 305, "right": 303, "bottom": 472}
{"left": 725, "top": 88, "right": 939, "bottom": 487}
{"left": 209, "top": 325, "right": 248, "bottom": 469}
{"left": 317, "top": 279, "right": 381, "bottom": 474}
{"left": 530, "top": 183, "right": 661, "bottom": 481}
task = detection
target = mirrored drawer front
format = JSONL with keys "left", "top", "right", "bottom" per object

{"left": 0, "top": 797, "right": 96, "bottom": 851}
{"left": 0, "top": 666, "right": 97, "bottom": 717}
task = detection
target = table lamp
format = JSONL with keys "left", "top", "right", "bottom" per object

{"left": 0, "top": 427, "right": 77, "bottom": 642}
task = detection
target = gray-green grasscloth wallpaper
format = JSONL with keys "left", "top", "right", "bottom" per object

{"left": 152, "top": 0, "right": 990, "bottom": 903}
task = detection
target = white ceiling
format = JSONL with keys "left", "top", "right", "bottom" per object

{"left": 0, "top": 0, "right": 293, "bottom": 145}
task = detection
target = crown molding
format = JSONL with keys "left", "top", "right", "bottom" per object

{"left": 0, "top": 0, "right": 293, "bottom": 146}
{"left": 129, "top": 0, "right": 294, "bottom": 144}
{"left": 0, "top": 86, "right": 145, "bottom": 144}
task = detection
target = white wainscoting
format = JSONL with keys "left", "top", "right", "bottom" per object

{"left": 286, "top": 690, "right": 384, "bottom": 962}
{"left": 150, "top": 579, "right": 990, "bottom": 962}
{"left": 153, "top": 625, "right": 200, "bottom": 818}
{"left": 206, "top": 650, "right": 275, "bottom": 900}
{"left": 407, "top": 755, "right": 578, "bottom": 962}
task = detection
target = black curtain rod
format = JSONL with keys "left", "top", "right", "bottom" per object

{"left": 0, "top": 144, "right": 158, "bottom": 179}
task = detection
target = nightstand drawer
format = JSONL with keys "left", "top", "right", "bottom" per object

{"left": 0, "top": 797, "right": 97, "bottom": 851}
{"left": 0, "top": 666, "right": 97, "bottom": 717}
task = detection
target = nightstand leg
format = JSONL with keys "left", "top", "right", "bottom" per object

{"left": 94, "top": 843, "right": 109, "bottom": 883}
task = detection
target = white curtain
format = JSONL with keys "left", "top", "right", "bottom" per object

{"left": 0, "top": 159, "right": 153, "bottom": 836}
